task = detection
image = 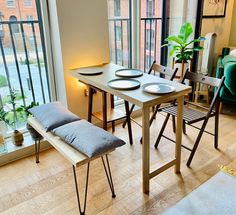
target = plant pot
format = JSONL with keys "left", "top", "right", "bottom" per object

{"left": 174, "top": 61, "right": 189, "bottom": 78}
{"left": 12, "top": 130, "right": 24, "bottom": 146}
{"left": 26, "top": 123, "right": 43, "bottom": 141}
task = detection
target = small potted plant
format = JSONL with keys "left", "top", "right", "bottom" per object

{"left": 162, "top": 22, "right": 205, "bottom": 78}
{"left": 16, "top": 101, "right": 43, "bottom": 141}
{"left": 1, "top": 90, "right": 24, "bottom": 146}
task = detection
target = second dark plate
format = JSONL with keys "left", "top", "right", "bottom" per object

{"left": 115, "top": 69, "right": 143, "bottom": 78}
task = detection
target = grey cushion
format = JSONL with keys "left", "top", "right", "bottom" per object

{"left": 29, "top": 102, "right": 80, "bottom": 131}
{"left": 53, "top": 120, "right": 126, "bottom": 157}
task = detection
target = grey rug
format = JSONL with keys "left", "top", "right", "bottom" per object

{"left": 162, "top": 171, "right": 236, "bottom": 215}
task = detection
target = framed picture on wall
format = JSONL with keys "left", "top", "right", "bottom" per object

{"left": 203, "top": 0, "right": 227, "bottom": 18}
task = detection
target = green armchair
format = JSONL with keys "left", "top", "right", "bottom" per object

{"left": 216, "top": 48, "right": 236, "bottom": 113}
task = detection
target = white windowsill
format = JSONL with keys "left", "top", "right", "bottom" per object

{"left": 0, "top": 133, "right": 51, "bottom": 166}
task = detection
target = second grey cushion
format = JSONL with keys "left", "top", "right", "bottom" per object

{"left": 29, "top": 102, "right": 80, "bottom": 131}
{"left": 53, "top": 120, "right": 126, "bottom": 157}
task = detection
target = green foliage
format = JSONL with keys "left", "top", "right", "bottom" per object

{"left": 16, "top": 101, "right": 39, "bottom": 117}
{"left": 2, "top": 91, "right": 25, "bottom": 105}
{"left": 162, "top": 22, "right": 205, "bottom": 63}
{"left": 1, "top": 90, "right": 26, "bottom": 130}
{"left": 0, "top": 75, "right": 8, "bottom": 88}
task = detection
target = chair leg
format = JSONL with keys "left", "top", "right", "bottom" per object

{"left": 88, "top": 87, "right": 93, "bottom": 122}
{"left": 183, "top": 120, "right": 186, "bottom": 135}
{"left": 125, "top": 101, "right": 133, "bottom": 145}
{"left": 154, "top": 113, "right": 170, "bottom": 148}
{"left": 102, "top": 91, "right": 108, "bottom": 130}
{"left": 186, "top": 119, "right": 209, "bottom": 167}
{"left": 111, "top": 121, "right": 115, "bottom": 133}
{"left": 122, "top": 104, "right": 135, "bottom": 128}
{"left": 72, "top": 163, "right": 90, "bottom": 215}
{"left": 215, "top": 101, "right": 220, "bottom": 149}
{"left": 140, "top": 105, "right": 160, "bottom": 143}
{"left": 219, "top": 102, "right": 224, "bottom": 114}
{"left": 149, "top": 105, "right": 160, "bottom": 126}
{"left": 172, "top": 115, "right": 176, "bottom": 133}
{"left": 101, "top": 155, "right": 116, "bottom": 198}
{"left": 35, "top": 139, "right": 41, "bottom": 164}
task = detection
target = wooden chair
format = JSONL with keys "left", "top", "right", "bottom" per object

{"left": 154, "top": 70, "right": 225, "bottom": 167}
{"left": 122, "top": 61, "right": 178, "bottom": 140}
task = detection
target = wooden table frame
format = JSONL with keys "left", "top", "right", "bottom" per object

{"left": 70, "top": 63, "right": 191, "bottom": 193}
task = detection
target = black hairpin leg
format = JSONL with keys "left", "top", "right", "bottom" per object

{"left": 35, "top": 139, "right": 41, "bottom": 163}
{"left": 101, "top": 154, "right": 116, "bottom": 198}
{"left": 73, "top": 163, "right": 90, "bottom": 215}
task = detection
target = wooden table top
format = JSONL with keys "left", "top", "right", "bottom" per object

{"left": 70, "top": 63, "right": 192, "bottom": 107}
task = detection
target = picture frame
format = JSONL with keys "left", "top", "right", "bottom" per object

{"left": 203, "top": 0, "right": 227, "bottom": 18}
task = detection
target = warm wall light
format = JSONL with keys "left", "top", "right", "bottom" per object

{"left": 77, "top": 80, "right": 87, "bottom": 88}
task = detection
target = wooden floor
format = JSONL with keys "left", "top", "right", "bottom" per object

{"left": 1, "top": 109, "right": 236, "bottom": 215}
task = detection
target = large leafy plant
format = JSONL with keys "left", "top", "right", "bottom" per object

{"left": 162, "top": 22, "right": 205, "bottom": 63}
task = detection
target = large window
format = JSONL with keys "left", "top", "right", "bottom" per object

{"left": 108, "top": 0, "right": 198, "bottom": 72}
{"left": 0, "top": 0, "right": 50, "bottom": 133}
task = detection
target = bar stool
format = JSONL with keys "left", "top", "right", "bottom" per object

{"left": 88, "top": 86, "right": 133, "bottom": 145}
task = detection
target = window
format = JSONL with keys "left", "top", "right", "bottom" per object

{"left": 108, "top": 0, "right": 131, "bottom": 67}
{"left": 146, "top": 0, "right": 155, "bottom": 17}
{"left": 145, "top": 29, "right": 155, "bottom": 51}
{"left": 24, "top": 0, "right": 32, "bottom": 7}
{"left": 9, "top": 15, "right": 19, "bottom": 33}
{"left": 26, "top": 15, "right": 33, "bottom": 25}
{"left": 26, "top": 14, "right": 33, "bottom": 22}
{"left": 6, "top": 0, "right": 15, "bottom": 7}
{"left": 1, "top": 0, "right": 51, "bottom": 135}
{"left": 115, "top": 25, "right": 122, "bottom": 41}
{"left": 114, "top": 0, "right": 121, "bottom": 17}
{"left": 116, "top": 49, "right": 123, "bottom": 63}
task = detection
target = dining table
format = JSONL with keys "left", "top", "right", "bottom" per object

{"left": 70, "top": 63, "right": 192, "bottom": 194}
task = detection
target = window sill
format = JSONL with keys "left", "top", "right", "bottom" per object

{"left": 0, "top": 133, "right": 51, "bottom": 166}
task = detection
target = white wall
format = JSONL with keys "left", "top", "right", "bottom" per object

{"left": 46, "top": 0, "right": 110, "bottom": 118}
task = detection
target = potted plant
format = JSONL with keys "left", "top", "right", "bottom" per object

{"left": 0, "top": 90, "right": 24, "bottom": 146}
{"left": 16, "top": 101, "right": 43, "bottom": 141}
{"left": 162, "top": 22, "right": 205, "bottom": 78}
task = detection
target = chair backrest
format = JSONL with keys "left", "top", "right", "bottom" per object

{"left": 183, "top": 70, "right": 222, "bottom": 87}
{"left": 148, "top": 61, "right": 178, "bottom": 81}
{"left": 182, "top": 69, "right": 225, "bottom": 114}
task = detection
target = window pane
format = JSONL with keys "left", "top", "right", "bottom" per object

{"left": 107, "top": 0, "right": 131, "bottom": 67}
{"left": 0, "top": 0, "right": 51, "bottom": 131}
{"left": 24, "top": 0, "right": 32, "bottom": 7}
{"left": 140, "top": 0, "right": 162, "bottom": 72}
{"left": 6, "top": 0, "right": 15, "bottom": 8}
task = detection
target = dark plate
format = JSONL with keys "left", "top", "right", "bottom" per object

{"left": 77, "top": 67, "right": 103, "bottom": 76}
{"left": 107, "top": 79, "right": 141, "bottom": 90}
{"left": 115, "top": 69, "right": 143, "bottom": 78}
{"left": 142, "top": 83, "right": 175, "bottom": 95}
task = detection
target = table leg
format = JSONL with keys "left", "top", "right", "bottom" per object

{"left": 102, "top": 91, "right": 108, "bottom": 130}
{"left": 175, "top": 96, "right": 184, "bottom": 173}
{"left": 142, "top": 106, "right": 150, "bottom": 193}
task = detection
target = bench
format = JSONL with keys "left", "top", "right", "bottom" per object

{"left": 28, "top": 117, "right": 123, "bottom": 215}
